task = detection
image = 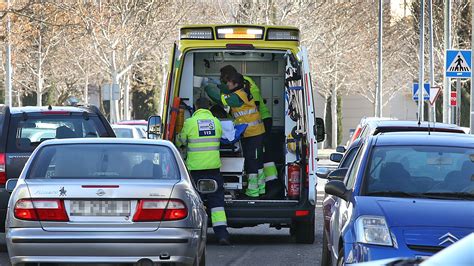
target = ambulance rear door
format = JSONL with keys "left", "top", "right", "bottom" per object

{"left": 299, "top": 46, "right": 317, "bottom": 205}
{"left": 162, "top": 42, "right": 181, "bottom": 140}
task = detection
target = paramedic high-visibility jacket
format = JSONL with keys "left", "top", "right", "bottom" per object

{"left": 176, "top": 109, "right": 222, "bottom": 170}
{"left": 205, "top": 84, "right": 265, "bottom": 138}
{"left": 217, "top": 76, "right": 271, "bottom": 120}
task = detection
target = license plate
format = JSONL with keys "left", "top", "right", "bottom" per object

{"left": 70, "top": 200, "right": 130, "bottom": 216}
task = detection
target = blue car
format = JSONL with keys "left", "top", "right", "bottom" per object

{"left": 322, "top": 132, "right": 474, "bottom": 265}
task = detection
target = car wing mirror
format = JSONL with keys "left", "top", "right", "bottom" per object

{"left": 328, "top": 168, "right": 348, "bottom": 181}
{"left": 325, "top": 180, "right": 350, "bottom": 201}
{"left": 315, "top": 117, "right": 325, "bottom": 142}
{"left": 147, "top": 115, "right": 162, "bottom": 139}
{"left": 316, "top": 167, "right": 330, "bottom": 179}
{"left": 336, "top": 145, "right": 346, "bottom": 153}
{"left": 330, "top": 153, "right": 343, "bottom": 163}
{"left": 196, "top": 179, "right": 218, "bottom": 194}
{"left": 6, "top": 178, "right": 18, "bottom": 193}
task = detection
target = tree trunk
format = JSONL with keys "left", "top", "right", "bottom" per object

{"left": 124, "top": 74, "right": 130, "bottom": 120}
{"left": 321, "top": 96, "right": 328, "bottom": 149}
{"left": 37, "top": 33, "right": 43, "bottom": 106}
{"left": 331, "top": 86, "right": 338, "bottom": 148}
{"left": 84, "top": 71, "right": 89, "bottom": 104}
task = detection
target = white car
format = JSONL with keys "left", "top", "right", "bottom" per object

{"left": 112, "top": 124, "right": 146, "bottom": 139}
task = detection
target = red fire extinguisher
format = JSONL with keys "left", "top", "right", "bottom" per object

{"left": 287, "top": 163, "right": 301, "bottom": 200}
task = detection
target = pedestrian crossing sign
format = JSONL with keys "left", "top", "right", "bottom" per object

{"left": 445, "top": 49, "right": 471, "bottom": 78}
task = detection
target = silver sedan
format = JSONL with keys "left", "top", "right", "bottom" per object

{"left": 6, "top": 138, "right": 213, "bottom": 266}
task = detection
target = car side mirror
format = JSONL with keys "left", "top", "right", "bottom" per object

{"left": 325, "top": 180, "right": 350, "bottom": 201}
{"left": 196, "top": 179, "right": 218, "bottom": 194}
{"left": 316, "top": 167, "right": 330, "bottom": 179}
{"left": 6, "top": 178, "right": 18, "bottom": 193}
{"left": 315, "top": 117, "right": 325, "bottom": 142}
{"left": 328, "top": 168, "right": 348, "bottom": 181}
{"left": 330, "top": 153, "right": 343, "bottom": 163}
{"left": 147, "top": 115, "right": 162, "bottom": 139}
{"left": 336, "top": 146, "right": 346, "bottom": 153}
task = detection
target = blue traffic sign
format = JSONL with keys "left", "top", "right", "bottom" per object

{"left": 413, "top": 83, "right": 430, "bottom": 101}
{"left": 446, "top": 49, "right": 471, "bottom": 78}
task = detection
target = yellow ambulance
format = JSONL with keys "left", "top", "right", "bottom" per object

{"left": 149, "top": 25, "right": 325, "bottom": 243}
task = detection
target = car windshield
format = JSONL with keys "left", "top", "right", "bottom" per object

{"left": 364, "top": 146, "right": 474, "bottom": 200}
{"left": 27, "top": 144, "right": 180, "bottom": 180}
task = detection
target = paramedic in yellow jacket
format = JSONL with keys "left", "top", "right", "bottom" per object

{"left": 204, "top": 72, "right": 265, "bottom": 199}
{"left": 219, "top": 66, "right": 278, "bottom": 196}
{"left": 176, "top": 97, "right": 230, "bottom": 245}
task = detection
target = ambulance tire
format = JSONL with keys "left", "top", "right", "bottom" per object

{"left": 293, "top": 217, "right": 315, "bottom": 244}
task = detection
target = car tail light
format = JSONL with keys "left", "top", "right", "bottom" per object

{"left": 41, "top": 111, "right": 70, "bottom": 115}
{"left": 295, "top": 210, "right": 309, "bottom": 217}
{"left": 0, "top": 153, "right": 6, "bottom": 186}
{"left": 133, "top": 199, "right": 187, "bottom": 222}
{"left": 14, "top": 199, "right": 69, "bottom": 221}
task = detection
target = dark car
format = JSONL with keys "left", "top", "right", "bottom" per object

{"left": 321, "top": 132, "right": 474, "bottom": 265}
{"left": 0, "top": 105, "right": 115, "bottom": 232}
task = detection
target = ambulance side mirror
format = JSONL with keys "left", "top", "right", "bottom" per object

{"left": 147, "top": 115, "right": 162, "bottom": 139}
{"left": 315, "top": 117, "right": 325, "bottom": 142}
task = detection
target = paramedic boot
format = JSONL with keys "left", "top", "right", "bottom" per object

{"left": 245, "top": 173, "right": 260, "bottom": 198}
{"left": 258, "top": 169, "right": 266, "bottom": 196}
{"left": 262, "top": 162, "right": 283, "bottom": 199}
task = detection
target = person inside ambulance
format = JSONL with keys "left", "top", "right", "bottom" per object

{"left": 203, "top": 71, "right": 266, "bottom": 199}
{"left": 219, "top": 65, "right": 280, "bottom": 198}
{"left": 176, "top": 97, "right": 231, "bottom": 245}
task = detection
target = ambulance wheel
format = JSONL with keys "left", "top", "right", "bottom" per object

{"left": 293, "top": 217, "right": 315, "bottom": 244}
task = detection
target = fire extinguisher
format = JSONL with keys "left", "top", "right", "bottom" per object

{"left": 287, "top": 163, "right": 301, "bottom": 200}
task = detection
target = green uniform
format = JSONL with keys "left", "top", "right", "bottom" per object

{"left": 176, "top": 109, "right": 222, "bottom": 171}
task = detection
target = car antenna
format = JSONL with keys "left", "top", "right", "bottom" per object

{"left": 428, "top": 120, "right": 431, "bottom": 135}
{"left": 48, "top": 105, "right": 52, "bottom": 110}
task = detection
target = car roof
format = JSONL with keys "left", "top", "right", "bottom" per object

{"left": 116, "top": 120, "right": 147, "bottom": 125}
{"left": 373, "top": 132, "right": 474, "bottom": 147}
{"left": 9, "top": 106, "right": 96, "bottom": 114}
{"left": 39, "top": 138, "right": 175, "bottom": 148}
{"left": 366, "top": 120, "right": 465, "bottom": 133}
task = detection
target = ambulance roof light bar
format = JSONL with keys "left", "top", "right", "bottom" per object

{"left": 216, "top": 26, "right": 264, "bottom": 40}
{"left": 266, "top": 28, "right": 299, "bottom": 41}
{"left": 180, "top": 27, "right": 214, "bottom": 40}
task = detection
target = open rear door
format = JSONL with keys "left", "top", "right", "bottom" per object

{"left": 299, "top": 47, "right": 317, "bottom": 205}
{"left": 162, "top": 42, "right": 181, "bottom": 140}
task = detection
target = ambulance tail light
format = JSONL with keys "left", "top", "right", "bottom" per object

{"left": 217, "top": 27, "right": 263, "bottom": 40}
{"left": 267, "top": 29, "right": 299, "bottom": 41}
{"left": 180, "top": 28, "right": 214, "bottom": 40}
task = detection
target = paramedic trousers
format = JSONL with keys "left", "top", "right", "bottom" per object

{"left": 190, "top": 169, "right": 230, "bottom": 240}
{"left": 241, "top": 134, "right": 264, "bottom": 175}
{"left": 262, "top": 117, "right": 273, "bottom": 163}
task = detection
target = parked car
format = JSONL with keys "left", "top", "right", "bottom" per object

{"left": 112, "top": 124, "right": 146, "bottom": 139}
{"left": 6, "top": 138, "right": 212, "bottom": 265}
{"left": 347, "top": 117, "right": 396, "bottom": 146}
{"left": 321, "top": 132, "right": 474, "bottom": 265}
{"left": 0, "top": 105, "right": 115, "bottom": 234}
{"left": 117, "top": 119, "right": 148, "bottom": 134}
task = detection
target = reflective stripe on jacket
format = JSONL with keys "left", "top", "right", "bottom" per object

{"left": 177, "top": 109, "right": 222, "bottom": 170}
{"left": 229, "top": 89, "right": 265, "bottom": 138}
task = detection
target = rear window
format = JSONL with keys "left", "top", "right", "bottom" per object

{"left": 113, "top": 128, "right": 133, "bottom": 138}
{"left": 7, "top": 115, "right": 109, "bottom": 152}
{"left": 27, "top": 144, "right": 179, "bottom": 180}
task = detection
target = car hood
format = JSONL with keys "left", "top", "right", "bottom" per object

{"left": 355, "top": 196, "right": 474, "bottom": 248}
{"left": 355, "top": 196, "right": 474, "bottom": 228}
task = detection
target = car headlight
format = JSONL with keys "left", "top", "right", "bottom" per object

{"left": 355, "top": 216, "right": 393, "bottom": 246}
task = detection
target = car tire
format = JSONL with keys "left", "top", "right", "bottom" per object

{"left": 337, "top": 246, "right": 344, "bottom": 266}
{"left": 293, "top": 217, "right": 315, "bottom": 244}
{"left": 321, "top": 231, "right": 331, "bottom": 266}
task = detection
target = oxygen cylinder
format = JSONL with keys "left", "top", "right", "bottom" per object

{"left": 287, "top": 163, "right": 301, "bottom": 200}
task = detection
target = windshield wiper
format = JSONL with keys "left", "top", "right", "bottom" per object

{"left": 365, "top": 191, "right": 422, "bottom": 198}
{"left": 421, "top": 192, "right": 474, "bottom": 200}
